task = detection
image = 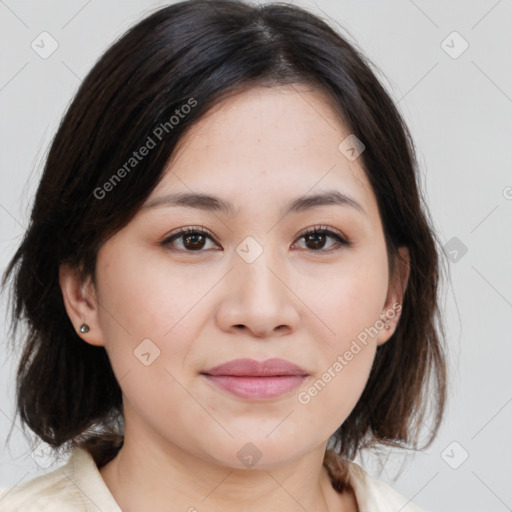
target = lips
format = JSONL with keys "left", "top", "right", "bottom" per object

{"left": 201, "top": 358, "right": 309, "bottom": 400}
{"left": 203, "top": 358, "right": 308, "bottom": 377}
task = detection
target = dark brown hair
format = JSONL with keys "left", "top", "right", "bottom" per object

{"left": 2, "top": 0, "right": 447, "bottom": 470}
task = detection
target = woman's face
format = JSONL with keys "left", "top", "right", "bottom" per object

{"left": 62, "top": 84, "right": 409, "bottom": 469}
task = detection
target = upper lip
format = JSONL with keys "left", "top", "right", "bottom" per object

{"left": 202, "top": 358, "right": 309, "bottom": 377}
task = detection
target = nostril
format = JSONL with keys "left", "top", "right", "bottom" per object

{"left": 275, "top": 325, "right": 291, "bottom": 335}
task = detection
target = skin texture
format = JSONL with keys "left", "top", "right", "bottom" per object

{"left": 60, "top": 84, "right": 410, "bottom": 512}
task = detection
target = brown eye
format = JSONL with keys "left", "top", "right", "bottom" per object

{"left": 160, "top": 227, "right": 218, "bottom": 252}
{"left": 294, "top": 226, "right": 352, "bottom": 253}
{"left": 304, "top": 231, "right": 327, "bottom": 250}
{"left": 182, "top": 233, "right": 207, "bottom": 250}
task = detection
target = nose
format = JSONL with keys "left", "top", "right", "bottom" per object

{"left": 214, "top": 248, "right": 300, "bottom": 339}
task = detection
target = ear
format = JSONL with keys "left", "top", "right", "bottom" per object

{"left": 376, "top": 246, "right": 410, "bottom": 346}
{"left": 58, "top": 263, "right": 105, "bottom": 347}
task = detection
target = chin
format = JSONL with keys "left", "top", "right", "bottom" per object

{"left": 197, "top": 434, "right": 318, "bottom": 471}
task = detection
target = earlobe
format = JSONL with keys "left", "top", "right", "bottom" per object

{"left": 376, "top": 246, "right": 410, "bottom": 346}
{"left": 58, "top": 263, "right": 105, "bottom": 347}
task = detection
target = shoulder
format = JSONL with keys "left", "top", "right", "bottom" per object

{"left": 324, "top": 449, "right": 429, "bottom": 512}
{"left": 348, "top": 462, "right": 428, "bottom": 512}
{"left": 0, "top": 447, "right": 121, "bottom": 512}
{"left": 0, "top": 456, "right": 83, "bottom": 512}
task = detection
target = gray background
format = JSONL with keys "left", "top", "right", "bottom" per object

{"left": 1, "top": 1, "right": 511, "bottom": 511}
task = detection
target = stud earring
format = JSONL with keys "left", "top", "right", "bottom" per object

{"left": 380, "top": 311, "right": 397, "bottom": 331}
{"left": 79, "top": 324, "right": 90, "bottom": 334}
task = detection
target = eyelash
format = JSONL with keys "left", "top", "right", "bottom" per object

{"left": 159, "top": 225, "right": 353, "bottom": 254}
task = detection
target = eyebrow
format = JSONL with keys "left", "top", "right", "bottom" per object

{"left": 142, "top": 190, "right": 366, "bottom": 217}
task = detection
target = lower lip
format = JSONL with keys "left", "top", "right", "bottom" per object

{"left": 203, "top": 375, "right": 307, "bottom": 399}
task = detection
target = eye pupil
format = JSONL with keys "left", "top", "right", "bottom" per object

{"left": 305, "top": 232, "right": 326, "bottom": 250}
{"left": 184, "top": 234, "right": 206, "bottom": 250}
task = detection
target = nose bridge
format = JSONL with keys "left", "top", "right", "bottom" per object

{"left": 234, "top": 236, "right": 285, "bottom": 307}
{"left": 215, "top": 235, "right": 300, "bottom": 337}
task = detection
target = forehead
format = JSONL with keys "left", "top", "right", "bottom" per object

{"left": 148, "top": 85, "right": 378, "bottom": 222}
{"left": 170, "top": 85, "right": 350, "bottom": 167}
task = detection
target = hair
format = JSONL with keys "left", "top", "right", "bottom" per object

{"left": 2, "top": 0, "right": 447, "bottom": 472}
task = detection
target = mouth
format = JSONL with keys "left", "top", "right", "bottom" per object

{"left": 201, "top": 358, "right": 309, "bottom": 400}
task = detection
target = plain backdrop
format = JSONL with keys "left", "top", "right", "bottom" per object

{"left": 0, "top": 1, "right": 511, "bottom": 511}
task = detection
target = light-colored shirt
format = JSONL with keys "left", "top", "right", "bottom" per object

{"left": 0, "top": 447, "right": 426, "bottom": 511}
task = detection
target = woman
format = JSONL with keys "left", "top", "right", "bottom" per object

{"left": 0, "top": 1, "right": 447, "bottom": 510}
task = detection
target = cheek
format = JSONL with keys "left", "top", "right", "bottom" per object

{"left": 287, "top": 255, "right": 387, "bottom": 431}
{"left": 297, "top": 287, "right": 381, "bottom": 432}
{"left": 295, "top": 344, "right": 376, "bottom": 442}
{"left": 91, "top": 248, "right": 197, "bottom": 396}
{"left": 94, "top": 244, "right": 216, "bottom": 341}
{"left": 306, "top": 252, "right": 389, "bottom": 344}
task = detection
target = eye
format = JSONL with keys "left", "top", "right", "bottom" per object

{"left": 293, "top": 225, "right": 353, "bottom": 253}
{"left": 160, "top": 227, "right": 219, "bottom": 252}
{"left": 160, "top": 225, "right": 353, "bottom": 253}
